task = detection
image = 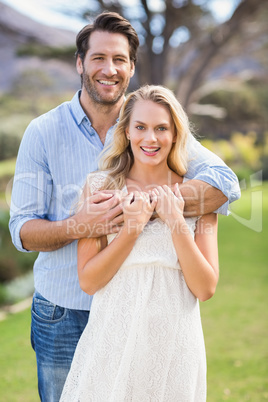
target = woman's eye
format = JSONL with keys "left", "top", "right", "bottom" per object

{"left": 136, "top": 126, "right": 144, "bottom": 130}
{"left": 158, "top": 126, "right": 167, "bottom": 131}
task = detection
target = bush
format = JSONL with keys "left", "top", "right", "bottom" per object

{"left": 0, "top": 283, "right": 7, "bottom": 305}
{"left": 0, "top": 210, "right": 37, "bottom": 283}
{"left": 201, "top": 130, "right": 264, "bottom": 181}
{"left": 17, "top": 43, "right": 76, "bottom": 63}
{"left": 193, "top": 78, "right": 268, "bottom": 140}
{"left": 0, "top": 134, "right": 21, "bottom": 161}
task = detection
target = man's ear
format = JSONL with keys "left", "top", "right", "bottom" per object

{"left": 76, "top": 56, "right": 83, "bottom": 75}
{"left": 130, "top": 62, "right": 135, "bottom": 78}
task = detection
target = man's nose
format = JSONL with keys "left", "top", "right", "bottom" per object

{"left": 102, "top": 60, "right": 117, "bottom": 76}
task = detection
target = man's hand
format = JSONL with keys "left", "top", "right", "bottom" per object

{"left": 69, "top": 190, "right": 125, "bottom": 239}
{"left": 20, "top": 190, "right": 125, "bottom": 252}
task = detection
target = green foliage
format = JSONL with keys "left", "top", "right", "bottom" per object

{"left": 4, "top": 271, "right": 34, "bottom": 305}
{"left": 194, "top": 78, "right": 268, "bottom": 140}
{"left": 0, "top": 283, "right": 7, "bottom": 305}
{"left": 0, "top": 134, "right": 21, "bottom": 161}
{"left": 0, "top": 91, "right": 75, "bottom": 162}
{"left": 0, "top": 158, "right": 16, "bottom": 177}
{"left": 17, "top": 43, "right": 76, "bottom": 63}
{"left": 201, "top": 84, "right": 264, "bottom": 121}
{"left": 0, "top": 159, "right": 16, "bottom": 204}
{"left": 0, "top": 91, "right": 75, "bottom": 119}
{"left": 201, "top": 130, "right": 267, "bottom": 181}
{"left": 11, "top": 70, "right": 53, "bottom": 98}
{"left": 0, "top": 210, "right": 37, "bottom": 284}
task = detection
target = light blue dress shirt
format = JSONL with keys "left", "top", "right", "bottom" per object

{"left": 9, "top": 91, "right": 240, "bottom": 310}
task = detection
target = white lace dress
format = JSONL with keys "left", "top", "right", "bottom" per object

{"left": 60, "top": 180, "right": 207, "bottom": 402}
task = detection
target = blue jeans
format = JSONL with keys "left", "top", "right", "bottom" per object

{"left": 31, "top": 291, "right": 89, "bottom": 402}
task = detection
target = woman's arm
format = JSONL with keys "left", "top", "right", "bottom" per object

{"left": 78, "top": 191, "right": 157, "bottom": 295}
{"left": 78, "top": 228, "right": 138, "bottom": 295}
{"left": 153, "top": 184, "right": 219, "bottom": 301}
{"left": 171, "top": 212, "right": 219, "bottom": 301}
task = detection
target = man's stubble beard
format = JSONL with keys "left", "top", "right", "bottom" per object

{"left": 82, "top": 71, "right": 130, "bottom": 106}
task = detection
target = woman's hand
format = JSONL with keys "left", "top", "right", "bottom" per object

{"left": 152, "top": 183, "right": 185, "bottom": 229}
{"left": 123, "top": 191, "right": 157, "bottom": 235}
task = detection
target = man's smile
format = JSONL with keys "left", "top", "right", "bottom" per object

{"left": 97, "top": 80, "right": 118, "bottom": 86}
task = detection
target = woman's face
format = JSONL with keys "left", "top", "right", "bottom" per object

{"left": 126, "top": 99, "right": 176, "bottom": 169}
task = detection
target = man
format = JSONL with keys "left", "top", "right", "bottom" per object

{"left": 9, "top": 11, "right": 240, "bottom": 401}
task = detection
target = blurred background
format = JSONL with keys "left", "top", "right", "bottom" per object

{"left": 0, "top": 0, "right": 267, "bottom": 400}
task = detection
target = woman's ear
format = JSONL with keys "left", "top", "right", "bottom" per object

{"left": 172, "top": 135, "right": 177, "bottom": 143}
{"left": 125, "top": 128, "right": 130, "bottom": 140}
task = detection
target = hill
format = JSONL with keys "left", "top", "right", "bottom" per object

{"left": 0, "top": 1, "right": 80, "bottom": 93}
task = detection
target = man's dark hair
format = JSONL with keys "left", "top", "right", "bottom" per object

{"left": 76, "top": 11, "right": 139, "bottom": 65}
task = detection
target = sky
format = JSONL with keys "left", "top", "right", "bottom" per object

{"left": 1, "top": 0, "right": 87, "bottom": 31}
{"left": 1, "top": 0, "right": 238, "bottom": 32}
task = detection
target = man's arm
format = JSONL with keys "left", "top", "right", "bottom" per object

{"left": 9, "top": 122, "right": 123, "bottom": 253}
{"left": 180, "top": 179, "right": 227, "bottom": 216}
{"left": 183, "top": 136, "right": 241, "bottom": 216}
{"left": 19, "top": 192, "right": 123, "bottom": 252}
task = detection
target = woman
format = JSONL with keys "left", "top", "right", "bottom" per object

{"left": 60, "top": 85, "right": 219, "bottom": 401}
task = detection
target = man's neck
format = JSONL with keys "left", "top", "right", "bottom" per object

{"left": 79, "top": 90, "right": 123, "bottom": 144}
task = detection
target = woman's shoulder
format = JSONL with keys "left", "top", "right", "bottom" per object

{"left": 85, "top": 171, "right": 110, "bottom": 193}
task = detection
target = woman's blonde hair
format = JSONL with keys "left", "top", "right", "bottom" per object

{"left": 98, "top": 85, "right": 192, "bottom": 190}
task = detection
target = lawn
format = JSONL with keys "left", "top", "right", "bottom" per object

{"left": 202, "top": 181, "right": 268, "bottom": 401}
{"left": 0, "top": 182, "right": 267, "bottom": 401}
{"left": 0, "top": 308, "right": 39, "bottom": 401}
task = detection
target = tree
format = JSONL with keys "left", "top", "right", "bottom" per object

{"left": 81, "top": 0, "right": 267, "bottom": 112}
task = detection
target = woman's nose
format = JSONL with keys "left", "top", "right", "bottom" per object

{"left": 146, "top": 129, "right": 157, "bottom": 142}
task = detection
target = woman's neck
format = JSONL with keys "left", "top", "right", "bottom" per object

{"left": 126, "top": 164, "right": 183, "bottom": 192}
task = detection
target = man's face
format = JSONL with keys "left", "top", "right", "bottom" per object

{"left": 77, "top": 30, "right": 135, "bottom": 106}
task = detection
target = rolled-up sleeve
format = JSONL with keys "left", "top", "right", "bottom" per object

{"left": 9, "top": 120, "right": 52, "bottom": 252}
{"left": 185, "top": 136, "right": 241, "bottom": 215}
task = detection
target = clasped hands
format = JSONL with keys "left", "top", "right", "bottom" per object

{"left": 74, "top": 184, "right": 185, "bottom": 238}
{"left": 123, "top": 184, "right": 184, "bottom": 235}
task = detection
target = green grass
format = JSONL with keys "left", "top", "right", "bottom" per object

{"left": 0, "top": 309, "right": 39, "bottom": 401}
{"left": 0, "top": 183, "right": 267, "bottom": 401}
{"left": 201, "top": 181, "right": 268, "bottom": 401}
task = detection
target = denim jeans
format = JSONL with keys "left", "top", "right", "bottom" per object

{"left": 31, "top": 291, "right": 89, "bottom": 402}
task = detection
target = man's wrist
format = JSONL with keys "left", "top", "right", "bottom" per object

{"left": 64, "top": 216, "right": 86, "bottom": 241}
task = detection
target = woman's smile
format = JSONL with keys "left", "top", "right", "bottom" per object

{"left": 140, "top": 146, "right": 161, "bottom": 156}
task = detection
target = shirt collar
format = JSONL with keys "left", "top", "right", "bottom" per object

{"left": 71, "top": 89, "right": 120, "bottom": 127}
{"left": 70, "top": 90, "right": 89, "bottom": 126}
